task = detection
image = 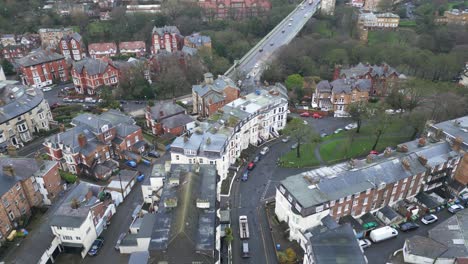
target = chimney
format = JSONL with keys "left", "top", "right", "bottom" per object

{"left": 402, "top": 158, "right": 410, "bottom": 170}
{"left": 204, "top": 72, "right": 214, "bottom": 84}
{"left": 159, "top": 111, "right": 164, "bottom": 117}
{"left": 397, "top": 144, "right": 408, "bottom": 153}
{"left": 59, "top": 124, "right": 65, "bottom": 132}
{"left": 366, "top": 154, "right": 374, "bottom": 163}
{"left": 77, "top": 133, "right": 87, "bottom": 148}
{"left": 384, "top": 147, "right": 393, "bottom": 157}
{"left": 418, "top": 155, "right": 428, "bottom": 166}
{"left": 7, "top": 145, "right": 16, "bottom": 157}
{"left": 418, "top": 137, "right": 426, "bottom": 147}
{"left": 452, "top": 137, "right": 463, "bottom": 152}
{"left": 3, "top": 164, "right": 15, "bottom": 177}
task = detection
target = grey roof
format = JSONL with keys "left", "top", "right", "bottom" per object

{"left": 185, "top": 33, "right": 211, "bottom": 47}
{"left": 115, "top": 123, "right": 140, "bottom": 138}
{"left": 138, "top": 213, "right": 157, "bottom": 238}
{"left": 306, "top": 223, "right": 367, "bottom": 264}
{"left": 428, "top": 209, "right": 468, "bottom": 258}
{"left": 415, "top": 192, "right": 440, "bottom": 209}
{"left": 340, "top": 63, "right": 399, "bottom": 79}
{"left": 182, "top": 46, "right": 198, "bottom": 56}
{"left": 152, "top": 26, "right": 180, "bottom": 36}
{"left": 281, "top": 141, "right": 458, "bottom": 211}
{"left": 316, "top": 80, "right": 332, "bottom": 92}
{"left": 148, "top": 102, "right": 185, "bottom": 121}
{"left": 149, "top": 164, "right": 217, "bottom": 263}
{"left": 16, "top": 49, "right": 64, "bottom": 67}
{"left": 62, "top": 32, "right": 82, "bottom": 42}
{"left": 430, "top": 116, "right": 468, "bottom": 151}
{"left": 50, "top": 182, "right": 101, "bottom": 228}
{"left": 378, "top": 206, "right": 400, "bottom": 221}
{"left": 72, "top": 109, "right": 135, "bottom": 134}
{"left": 0, "top": 80, "right": 46, "bottom": 124}
{"left": 0, "top": 157, "right": 55, "bottom": 197}
{"left": 330, "top": 78, "right": 371, "bottom": 94}
{"left": 73, "top": 58, "right": 112, "bottom": 75}
{"left": 115, "top": 169, "right": 138, "bottom": 182}
{"left": 160, "top": 114, "right": 194, "bottom": 129}
{"left": 171, "top": 123, "right": 230, "bottom": 156}
{"left": 192, "top": 75, "right": 238, "bottom": 97}
{"left": 128, "top": 251, "right": 149, "bottom": 264}
{"left": 405, "top": 235, "right": 448, "bottom": 259}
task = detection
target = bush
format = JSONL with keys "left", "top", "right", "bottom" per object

{"left": 59, "top": 170, "right": 78, "bottom": 184}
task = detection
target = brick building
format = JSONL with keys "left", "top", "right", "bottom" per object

{"left": 16, "top": 50, "right": 69, "bottom": 88}
{"left": 192, "top": 73, "right": 240, "bottom": 117}
{"left": 197, "top": 0, "right": 271, "bottom": 19}
{"left": 44, "top": 110, "right": 144, "bottom": 179}
{"left": 184, "top": 33, "right": 212, "bottom": 51}
{"left": 38, "top": 28, "right": 74, "bottom": 50}
{"left": 312, "top": 78, "right": 370, "bottom": 116}
{"left": 59, "top": 32, "right": 86, "bottom": 61}
{"left": 0, "top": 44, "right": 30, "bottom": 63}
{"left": 335, "top": 63, "right": 400, "bottom": 97}
{"left": 358, "top": 12, "right": 400, "bottom": 29}
{"left": 71, "top": 58, "right": 119, "bottom": 95}
{"left": 88, "top": 42, "right": 117, "bottom": 59}
{"left": 145, "top": 102, "right": 194, "bottom": 136}
{"left": 0, "top": 35, "right": 16, "bottom": 47}
{"left": 0, "top": 157, "right": 62, "bottom": 241}
{"left": 118, "top": 41, "right": 146, "bottom": 57}
{"left": 275, "top": 139, "right": 462, "bottom": 242}
{"left": 151, "top": 26, "right": 183, "bottom": 54}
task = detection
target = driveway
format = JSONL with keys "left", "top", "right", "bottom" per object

{"left": 364, "top": 209, "right": 454, "bottom": 264}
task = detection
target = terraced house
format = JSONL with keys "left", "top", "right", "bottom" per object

{"left": 172, "top": 84, "right": 288, "bottom": 180}
{"left": 44, "top": 110, "right": 144, "bottom": 179}
{"left": 275, "top": 138, "right": 462, "bottom": 242}
{"left": 0, "top": 80, "right": 53, "bottom": 149}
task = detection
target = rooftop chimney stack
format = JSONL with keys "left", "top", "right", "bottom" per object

{"left": 77, "top": 133, "right": 87, "bottom": 148}
{"left": 3, "top": 164, "right": 15, "bottom": 177}
{"left": 59, "top": 124, "right": 65, "bottom": 133}
{"left": 204, "top": 72, "right": 214, "bottom": 85}
{"left": 452, "top": 137, "right": 463, "bottom": 152}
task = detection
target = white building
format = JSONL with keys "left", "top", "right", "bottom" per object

{"left": 105, "top": 170, "right": 138, "bottom": 206}
{"left": 141, "top": 163, "right": 166, "bottom": 205}
{"left": 170, "top": 84, "right": 288, "bottom": 180}
{"left": 118, "top": 213, "right": 156, "bottom": 254}
{"left": 50, "top": 183, "right": 116, "bottom": 258}
{"left": 358, "top": 12, "right": 400, "bottom": 29}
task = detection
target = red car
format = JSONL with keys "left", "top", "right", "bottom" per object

{"left": 247, "top": 162, "right": 255, "bottom": 170}
{"left": 370, "top": 150, "right": 379, "bottom": 155}
{"left": 312, "top": 113, "right": 322, "bottom": 119}
{"left": 300, "top": 112, "right": 310, "bottom": 117}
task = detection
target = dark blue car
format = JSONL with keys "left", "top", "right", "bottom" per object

{"left": 241, "top": 171, "right": 249, "bottom": 181}
{"left": 88, "top": 238, "right": 104, "bottom": 256}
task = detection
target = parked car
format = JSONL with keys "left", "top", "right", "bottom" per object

{"left": 63, "top": 97, "right": 73, "bottom": 103}
{"left": 282, "top": 136, "right": 290, "bottom": 143}
{"left": 344, "top": 123, "right": 358, "bottom": 130}
{"left": 334, "top": 128, "right": 344, "bottom": 134}
{"left": 369, "top": 150, "right": 379, "bottom": 155}
{"left": 260, "top": 146, "right": 270, "bottom": 155}
{"left": 448, "top": 204, "right": 464, "bottom": 214}
{"left": 115, "top": 233, "right": 126, "bottom": 250}
{"left": 421, "top": 214, "right": 438, "bottom": 225}
{"left": 88, "top": 238, "right": 104, "bottom": 256}
{"left": 42, "top": 86, "right": 52, "bottom": 92}
{"left": 300, "top": 112, "right": 311, "bottom": 117}
{"left": 253, "top": 155, "right": 261, "bottom": 163}
{"left": 50, "top": 103, "right": 61, "bottom": 109}
{"left": 359, "top": 239, "right": 372, "bottom": 250}
{"left": 241, "top": 171, "right": 249, "bottom": 181}
{"left": 400, "top": 222, "right": 420, "bottom": 232}
{"left": 247, "top": 161, "right": 255, "bottom": 170}
{"left": 312, "top": 113, "right": 322, "bottom": 119}
{"left": 291, "top": 143, "right": 298, "bottom": 149}
{"left": 363, "top": 222, "right": 378, "bottom": 229}
{"left": 148, "top": 151, "right": 160, "bottom": 158}
{"left": 320, "top": 133, "right": 328, "bottom": 138}
{"left": 136, "top": 173, "right": 145, "bottom": 182}
{"left": 254, "top": 63, "right": 259, "bottom": 68}
{"left": 125, "top": 160, "right": 137, "bottom": 168}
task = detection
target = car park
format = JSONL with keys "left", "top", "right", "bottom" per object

{"left": 260, "top": 146, "right": 270, "bottom": 155}
{"left": 291, "top": 143, "right": 298, "bottom": 149}
{"left": 88, "top": 238, "right": 104, "bottom": 256}
{"left": 247, "top": 161, "right": 255, "bottom": 170}
{"left": 421, "top": 214, "right": 438, "bottom": 225}
{"left": 300, "top": 112, "right": 311, "bottom": 117}
{"left": 125, "top": 160, "right": 137, "bottom": 168}
{"left": 448, "top": 204, "right": 464, "bottom": 213}
{"left": 115, "top": 233, "right": 126, "bottom": 250}
{"left": 241, "top": 171, "right": 249, "bottom": 181}
{"left": 400, "top": 222, "right": 419, "bottom": 232}
{"left": 359, "top": 239, "right": 372, "bottom": 250}
{"left": 148, "top": 151, "right": 160, "bottom": 158}
{"left": 282, "top": 136, "right": 290, "bottom": 143}
{"left": 312, "top": 113, "right": 322, "bottom": 119}
{"left": 334, "top": 128, "right": 344, "bottom": 134}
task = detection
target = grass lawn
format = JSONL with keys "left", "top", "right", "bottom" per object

{"left": 399, "top": 20, "right": 417, "bottom": 27}
{"left": 279, "top": 142, "right": 321, "bottom": 168}
{"left": 368, "top": 31, "right": 399, "bottom": 46}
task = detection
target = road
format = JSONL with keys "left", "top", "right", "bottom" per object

{"left": 229, "top": 0, "right": 320, "bottom": 93}
{"left": 365, "top": 209, "right": 454, "bottom": 264}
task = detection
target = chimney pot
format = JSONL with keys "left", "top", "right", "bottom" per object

{"left": 159, "top": 111, "right": 164, "bottom": 117}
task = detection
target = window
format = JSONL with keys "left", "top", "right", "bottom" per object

{"left": 104, "top": 131, "right": 112, "bottom": 139}
{"left": 346, "top": 195, "right": 352, "bottom": 201}
{"left": 353, "top": 200, "right": 358, "bottom": 206}
{"left": 364, "top": 197, "right": 368, "bottom": 205}
{"left": 56, "top": 227, "right": 62, "bottom": 230}
{"left": 287, "top": 195, "right": 293, "bottom": 203}
{"left": 38, "top": 113, "right": 44, "bottom": 120}
{"left": 17, "top": 123, "right": 27, "bottom": 132}
{"left": 176, "top": 155, "right": 179, "bottom": 161}
{"left": 126, "top": 140, "right": 131, "bottom": 147}
{"left": 62, "top": 235, "right": 73, "bottom": 240}
{"left": 199, "top": 158, "right": 203, "bottom": 164}
{"left": 330, "top": 200, "right": 335, "bottom": 206}
{"left": 344, "top": 204, "right": 349, "bottom": 212}
{"left": 295, "top": 203, "right": 302, "bottom": 212}
{"left": 75, "top": 236, "right": 81, "bottom": 240}
{"left": 135, "top": 135, "right": 139, "bottom": 142}
{"left": 339, "top": 197, "right": 344, "bottom": 203}
{"left": 316, "top": 205, "right": 323, "bottom": 212}
{"left": 105, "top": 152, "right": 110, "bottom": 159}
{"left": 366, "top": 189, "right": 371, "bottom": 194}
{"left": 8, "top": 211, "right": 14, "bottom": 221}
{"left": 20, "top": 208, "right": 26, "bottom": 215}
{"left": 3, "top": 198, "right": 9, "bottom": 207}
{"left": 337, "top": 206, "right": 342, "bottom": 214}
{"left": 86, "top": 227, "right": 91, "bottom": 234}
{"left": 66, "top": 227, "right": 74, "bottom": 231}
{"left": 279, "top": 186, "right": 285, "bottom": 194}
{"left": 19, "top": 193, "right": 25, "bottom": 200}
{"left": 16, "top": 184, "right": 21, "bottom": 191}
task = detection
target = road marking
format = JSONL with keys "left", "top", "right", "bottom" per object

{"left": 257, "top": 206, "right": 270, "bottom": 264}
{"left": 261, "top": 180, "right": 272, "bottom": 201}
{"left": 238, "top": 194, "right": 242, "bottom": 208}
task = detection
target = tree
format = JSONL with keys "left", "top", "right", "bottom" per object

{"left": 282, "top": 118, "right": 319, "bottom": 158}
{"left": 224, "top": 227, "right": 234, "bottom": 245}
{"left": 347, "top": 101, "right": 368, "bottom": 133}
{"left": 377, "top": 0, "right": 393, "bottom": 12}
{"left": 368, "top": 105, "right": 394, "bottom": 150}
{"left": 117, "top": 63, "right": 152, "bottom": 99}
{"left": 1, "top": 59, "right": 14, "bottom": 75}
{"left": 285, "top": 74, "right": 304, "bottom": 91}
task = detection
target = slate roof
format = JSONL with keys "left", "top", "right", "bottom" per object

{"left": 50, "top": 183, "right": 101, "bottom": 228}
{"left": 149, "top": 164, "right": 217, "bottom": 263}
{"left": 405, "top": 235, "right": 448, "bottom": 259}
{"left": 118, "top": 41, "right": 146, "bottom": 51}
{"left": 415, "top": 192, "right": 440, "bottom": 209}
{"left": 62, "top": 32, "right": 82, "bottom": 42}
{"left": 0, "top": 80, "right": 45, "bottom": 124}
{"left": 88, "top": 42, "right": 117, "bottom": 53}
{"left": 73, "top": 58, "right": 112, "bottom": 75}
{"left": 16, "top": 49, "right": 64, "bottom": 67}
{"left": 316, "top": 80, "right": 332, "bottom": 92}
{"left": 378, "top": 205, "right": 400, "bottom": 221}
{"left": 160, "top": 114, "right": 194, "bottom": 129}
{"left": 340, "top": 63, "right": 399, "bottom": 79}
{"left": 281, "top": 141, "right": 458, "bottom": 211}
{"left": 185, "top": 33, "right": 211, "bottom": 48}
{"left": 330, "top": 78, "right": 371, "bottom": 94}
{"left": 148, "top": 102, "right": 185, "bottom": 121}
{"left": 128, "top": 251, "right": 149, "bottom": 264}
{"left": 152, "top": 26, "right": 180, "bottom": 36}
{"left": 192, "top": 75, "right": 238, "bottom": 97}
{"left": 181, "top": 46, "right": 198, "bottom": 56}
{"left": 430, "top": 116, "right": 468, "bottom": 151}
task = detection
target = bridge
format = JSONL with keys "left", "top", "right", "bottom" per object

{"left": 225, "top": 0, "right": 323, "bottom": 90}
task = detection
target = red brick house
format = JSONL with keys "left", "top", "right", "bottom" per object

{"left": 0, "top": 44, "right": 29, "bottom": 63}
{"left": 16, "top": 49, "right": 69, "bottom": 88}
{"left": 88, "top": 42, "right": 117, "bottom": 59}
{"left": 72, "top": 58, "right": 119, "bottom": 95}
{"left": 198, "top": 0, "right": 272, "bottom": 20}
{"left": 145, "top": 102, "right": 194, "bottom": 136}
{"left": 119, "top": 41, "right": 146, "bottom": 57}
{"left": 335, "top": 63, "right": 401, "bottom": 97}
{"left": 192, "top": 73, "right": 240, "bottom": 117}
{"left": 0, "top": 157, "right": 62, "bottom": 240}
{"left": 59, "top": 32, "right": 86, "bottom": 61}
{"left": 151, "top": 26, "right": 183, "bottom": 54}
{"left": 44, "top": 110, "right": 144, "bottom": 180}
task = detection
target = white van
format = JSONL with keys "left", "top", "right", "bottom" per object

{"left": 369, "top": 226, "right": 398, "bottom": 243}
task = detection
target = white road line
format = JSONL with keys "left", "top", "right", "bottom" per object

{"left": 238, "top": 193, "right": 242, "bottom": 209}
{"left": 261, "top": 180, "right": 272, "bottom": 201}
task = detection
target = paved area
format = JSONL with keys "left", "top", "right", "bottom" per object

{"left": 291, "top": 113, "right": 352, "bottom": 135}
{"left": 364, "top": 209, "right": 453, "bottom": 264}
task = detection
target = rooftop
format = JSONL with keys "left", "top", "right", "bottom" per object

{"left": 149, "top": 164, "right": 217, "bottom": 263}
{"left": 185, "top": 33, "right": 211, "bottom": 47}
{"left": 340, "top": 62, "right": 399, "bottom": 79}
{"left": 148, "top": 101, "right": 185, "bottom": 121}
{"left": 73, "top": 58, "right": 113, "bottom": 76}
{"left": 16, "top": 49, "right": 64, "bottom": 67}
{"left": 152, "top": 25, "right": 180, "bottom": 36}
{"left": 88, "top": 42, "right": 117, "bottom": 52}
{"left": 427, "top": 209, "right": 468, "bottom": 258}
{"left": 192, "top": 74, "right": 238, "bottom": 97}
{"left": 280, "top": 140, "right": 458, "bottom": 211}
{"left": 0, "top": 80, "right": 45, "bottom": 124}
{"left": 405, "top": 235, "right": 448, "bottom": 259}
{"left": 429, "top": 116, "right": 468, "bottom": 150}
